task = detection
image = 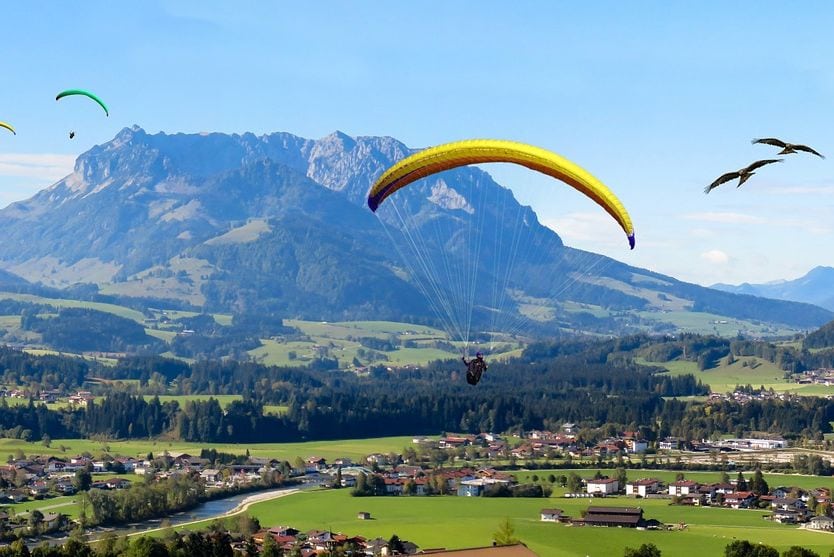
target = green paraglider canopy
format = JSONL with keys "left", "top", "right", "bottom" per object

{"left": 56, "top": 89, "right": 109, "bottom": 116}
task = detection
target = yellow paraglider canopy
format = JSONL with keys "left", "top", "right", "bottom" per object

{"left": 0, "top": 121, "right": 15, "bottom": 135}
{"left": 367, "top": 139, "right": 635, "bottom": 249}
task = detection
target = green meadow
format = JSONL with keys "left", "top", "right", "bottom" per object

{"left": 512, "top": 469, "right": 834, "bottom": 493}
{"left": 235, "top": 487, "right": 834, "bottom": 557}
{"left": 0, "top": 435, "right": 423, "bottom": 462}
{"left": 640, "top": 356, "right": 834, "bottom": 396}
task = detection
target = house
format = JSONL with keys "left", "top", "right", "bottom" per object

{"left": 540, "top": 508, "right": 563, "bottom": 522}
{"left": 457, "top": 478, "right": 510, "bottom": 497}
{"left": 724, "top": 491, "right": 757, "bottom": 509}
{"left": 679, "top": 494, "right": 705, "bottom": 506}
{"left": 200, "top": 469, "right": 222, "bottom": 484}
{"left": 581, "top": 506, "right": 643, "bottom": 528}
{"left": 668, "top": 480, "right": 699, "bottom": 496}
{"left": 658, "top": 437, "right": 680, "bottom": 450}
{"left": 808, "top": 516, "right": 834, "bottom": 531}
{"left": 586, "top": 478, "right": 619, "bottom": 495}
{"left": 105, "top": 478, "right": 131, "bottom": 489}
{"left": 626, "top": 479, "right": 660, "bottom": 497}
{"left": 305, "top": 457, "right": 327, "bottom": 472}
{"left": 624, "top": 439, "right": 648, "bottom": 454}
{"left": 772, "top": 509, "right": 802, "bottom": 524}
{"left": 357, "top": 511, "right": 371, "bottom": 520}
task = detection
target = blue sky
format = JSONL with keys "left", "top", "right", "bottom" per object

{"left": 1, "top": 1, "right": 833, "bottom": 286}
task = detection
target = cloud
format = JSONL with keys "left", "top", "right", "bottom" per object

{"left": 701, "top": 249, "right": 730, "bottom": 265}
{"left": 683, "top": 211, "right": 766, "bottom": 224}
{"left": 541, "top": 212, "right": 625, "bottom": 248}
{"left": 0, "top": 154, "right": 75, "bottom": 181}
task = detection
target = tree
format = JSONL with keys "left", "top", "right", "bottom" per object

{"left": 74, "top": 469, "right": 92, "bottom": 492}
{"left": 624, "top": 543, "right": 661, "bottom": 557}
{"left": 388, "top": 535, "right": 406, "bottom": 555}
{"left": 262, "top": 533, "right": 281, "bottom": 557}
{"left": 616, "top": 467, "right": 628, "bottom": 491}
{"left": 567, "top": 472, "right": 582, "bottom": 494}
{"left": 736, "top": 471, "right": 748, "bottom": 492}
{"left": 493, "top": 517, "right": 520, "bottom": 546}
{"left": 782, "top": 548, "right": 819, "bottom": 557}
{"left": 749, "top": 468, "right": 768, "bottom": 496}
{"left": 724, "top": 540, "right": 778, "bottom": 557}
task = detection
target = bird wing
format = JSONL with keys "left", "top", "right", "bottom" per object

{"left": 705, "top": 171, "right": 740, "bottom": 193}
{"left": 792, "top": 144, "right": 825, "bottom": 158}
{"left": 744, "top": 158, "right": 783, "bottom": 172}
{"left": 751, "top": 138, "right": 787, "bottom": 148}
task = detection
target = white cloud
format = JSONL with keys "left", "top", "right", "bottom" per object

{"left": 541, "top": 212, "right": 624, "bottom": 248}
{"left": 0, "top": 154, "right": 75, "bottom": 181}
{"left": 701, "top": 249, "right": 730, "bottom": 265}
{"left": 683, "top": 211, "right": 766, "bottom": 224}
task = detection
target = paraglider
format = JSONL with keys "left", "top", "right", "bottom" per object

{"left": 462, "top": 352, "right": 487, "bottom": 386}
{"left": 368, "top": 139, "right": 637, "bottom": 385}
{"left": 0, "top": 122, "right": 15, "bottom": 135}
{"left": 704, "top": 159, "right": 782, "bottom": 194}
{"left": 367, "top": 139, "right": 636, "bottom": 249}
{"left": 752, "top": 137, "right": 825, "bottom": 158}
{"left": 55, "top": 89, "right": 109, "bottom": 116}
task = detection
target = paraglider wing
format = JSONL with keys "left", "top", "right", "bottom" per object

{"left": 367, "top": 139, "right": 635, "bottom": 249}
{"left": 0, "top": 121, "right": 15, "bottom": 135}
{"left": 55, "top": 89, "right": 109, "bottom": 117}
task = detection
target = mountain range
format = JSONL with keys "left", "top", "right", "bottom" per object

{"left": 0, "top": 126, "right": 830, "bottom": 335}
{"left": 712, "top": 267, "right": 834, "bottom": 312}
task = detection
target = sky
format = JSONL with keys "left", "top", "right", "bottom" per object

{"left": 2, "top": 1, "right": 834, "bottom": 286}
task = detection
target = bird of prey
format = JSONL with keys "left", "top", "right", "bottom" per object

{"left": 704, "top": 159, "right": 782, "bottom": 194}
{"left": 752, "top": 137, "right": 825, "bottom": 158}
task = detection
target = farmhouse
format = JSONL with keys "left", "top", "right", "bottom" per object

{"left": 540, "top": 508, "right": 563, "bottom": 522}
{"left": 581, "top": 506, "right": 643, "bottom": 528}
{"left": 808, "top": 516, "right": 834, "bottom": 531}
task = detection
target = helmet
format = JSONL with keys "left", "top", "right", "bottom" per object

{"left": 476, "top": 352, "right": 482, "bottom": 357}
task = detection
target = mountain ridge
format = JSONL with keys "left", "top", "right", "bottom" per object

{"left": 712, "top": 266, "right": 834, "bottom": 312}
{"left": 0, "top": 127, "right": 830, "bottom": 333}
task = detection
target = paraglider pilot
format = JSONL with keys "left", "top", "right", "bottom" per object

{"left": 462, "top": 352, "right": 487, "bottom": 385}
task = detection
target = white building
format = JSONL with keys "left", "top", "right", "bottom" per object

{"left": 626, "top": 478, "right": 660, "bottom": 497}
{"left": 586, "top": 478, "right": 619, "bottom": 495}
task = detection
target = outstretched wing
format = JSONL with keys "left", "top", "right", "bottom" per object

{"left": 705, "top": 171, "right": 740, "bottom": 193}
{"left": 744, "top": 158, "right": 782, "bottom": 172}
{"left": 752, "top": 138, "right": 787, "bottom": 148}
{"left": 792, "top": 144, "right": 825, "bottom": 159}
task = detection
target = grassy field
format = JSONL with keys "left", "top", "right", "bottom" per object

{"left": 0, "top": 292, "right": 146, "bottom": 322}
{"left": 640, "top": 356, "right": 834, "bottom": 396}
{"left": 636, "top": 310, "right": 800, "bottom": 338}
{"left": 236, "top": 486, "right": 834, "bottom": 557}
{"left": 511, "top": 469, "right": 834, "bottom": 493}
{"left": 0, "top": 435, "right": 424, "bottom": 462}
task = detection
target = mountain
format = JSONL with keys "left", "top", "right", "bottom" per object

{"left": 0, "top": 127, "right": 830, "bottom": 333}
{"left": 712, "top": 266, "right": 834, "bottom": 312}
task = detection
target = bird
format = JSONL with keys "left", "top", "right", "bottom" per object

{"left": 704, "top": 159, "right": 782, "bottom": 194}
{"left": 752, "top": 137, "right": 824, "bottom": 158}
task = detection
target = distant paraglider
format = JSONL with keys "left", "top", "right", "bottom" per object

{"left": 704, "top": 159, "right": 782, "bottom": 194}
{"left": 752, "top": 137, "right": 824, "bottom": 159}
{"left": 0, "top": 122, "right": 15, "bottom": 135}
{"left": 56, "top": 89, "right": 108, "bottom": 140}
{"left": 55, "top": 89, "right": 109, "bottom": 116}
